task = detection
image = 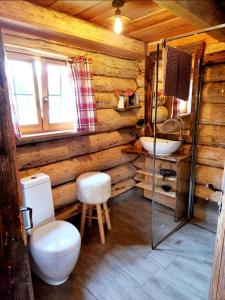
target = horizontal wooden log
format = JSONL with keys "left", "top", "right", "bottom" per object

{"left": 20, "top": 145, "right": 137, "bottom": 187}
{"left": 136, "top": 87, "right": 144, "bottom": 102}
{"left": 197, "top": 145, "right": 225, "bottom": 168}
{"left": 133, "top": 173, "right": 144, "bottom": 182}
{"left": 52, "top": 163, "right": 137, "bottom": 209}
{"left": 200, "top": 103, "right": 225, "bottom": 125}
{"left": 111, "top": 178, "right": 136, "bottom": 198}
{"left": 133, "top": 155, "right": 146, "bottom": 170}
{"left": 152, "top": 106, "right": 168, "bottom": 123}
{"left": 202, "top": 83, "right": 225, "bottom": 103}
{"left": 138, "top": 60, "right": 145, "bottom": 73}
{"left": 204, "top": 64, "right": 225, "bottom": 82}
{"left": 95, "top": 92, "right": 117, "bottom": 109}
{"left": 136, "top": 73, "right": 144, "bottom": 88}
{"left": 135, "top": 105, "right": 144, "bottom": 119}
{"left": 135, "top": 104, "right": 168, "bottom": 122}
{"left": 195, "top": 164, "right": 223, "bottom": 190}
{"left": 53, "top": 181, "right": 77, "bottom": 209}
{"left": 55, "top": 202, "right": 81, "bottom": 220}
{"left": 95, "top": 109, "right": 137, "bottom": 132}
{"left": 194, "top": 184, "right": 222, "bottom": 203}
{"left": 193, "top": 202, "right": 218, "bottom": 225}
{"left": 0, "top": 1, "right": 145, "bottom": 59}
{"left": 198, "top": 124, "right": 225, "bottom": 147}
{"left": 54, "top": 178, "right": 136, "bottom": 215}
{"left": 3, "top": 31, "right": 140, "bottom": 79}
{"left": 17, "top": 130, "right": 136, "bottom": 170}
{"left": 106, "top": 163, "right": 137, "bottom": 185}
{"left": 93, "top": 76, "right": 137, "bottom": 92}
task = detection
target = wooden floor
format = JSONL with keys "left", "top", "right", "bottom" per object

{"left": 33, "top": 189, "right": 216, "bottom": 300}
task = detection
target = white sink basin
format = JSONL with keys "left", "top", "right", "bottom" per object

{"left": 140, "top": 137, "right": 182, "bottom": 155}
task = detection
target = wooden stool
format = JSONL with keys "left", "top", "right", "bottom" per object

{"left": 80, "top": 202, "right": 111, "bottom": 244}
{"left": 77, "top": 172, "right": 111, "bottom": 244}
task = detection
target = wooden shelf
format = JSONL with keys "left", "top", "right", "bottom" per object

{"left": 122, "top": 147, "right": 147, "bottom": 155}
{"left": 136, "top": 182, "right": 176, "bottom": 198}
{"left": 114, "top": 105, "right": 141, "bottom": 112}
{"left": 137, "top": 169, "right": 176, "bottom": 182}
{"left": 122, "top": 147, "right": 191, "bottom": 162}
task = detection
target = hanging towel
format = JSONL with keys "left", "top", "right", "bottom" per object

{"left": 163, "top": 46, "right": 192, "bottom": 101}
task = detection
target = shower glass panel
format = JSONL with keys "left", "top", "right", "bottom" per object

{"left": 151, "top": 42, "right": 194, "bottom": 248}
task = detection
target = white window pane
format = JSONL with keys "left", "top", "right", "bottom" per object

{"left": 47, "top": 64, "right": 61, "bottom": 95}
{"left": 47, "top": 62, "right": 76, "bottom": 124}
{"left": 16, "top": 95, "right": 39, "bottom": 125}
{"left": 49, "top": 95, "right": 76, "bottom": 124}
{"left": 9, "top": 60, "right": 34, "bottom": 94}
{"left": 7, "top": 58, "right": 40, "bottom": 128}
{"left": 48, "top": 95, "right": 61, "bottom": 123}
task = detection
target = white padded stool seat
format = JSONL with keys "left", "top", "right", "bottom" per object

{"left": 77, "top": 172, "right": 111, "bottom": 205}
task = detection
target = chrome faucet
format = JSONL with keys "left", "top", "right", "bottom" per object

{"left": 162, "top": 117, "right": 184, "bottom": 141}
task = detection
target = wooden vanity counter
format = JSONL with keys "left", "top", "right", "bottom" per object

{"left": 124, "top": 146, "right": 191, "bottom": 221}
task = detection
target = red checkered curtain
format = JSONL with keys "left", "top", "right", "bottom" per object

{"left": 69, "top": 56, "right": 97, "bottom": 133}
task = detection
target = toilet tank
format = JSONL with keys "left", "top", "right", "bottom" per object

{"left": 21, "top": 173, "right": 55, "bottom": 228}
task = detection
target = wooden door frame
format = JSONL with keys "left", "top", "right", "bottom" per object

{"left": 0, "top": 31, "right": 33, "bottom": 299}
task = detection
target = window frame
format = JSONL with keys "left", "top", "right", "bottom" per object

{"left": 7, "top": 52, "right": 43, "bottom": 135}
{"left": 7, "top": 51, "right": 75, "bottom": 136}
{"left": 41, "top": 58, "right": 75, "bottom": 132}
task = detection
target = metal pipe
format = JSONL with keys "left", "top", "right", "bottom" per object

{"left": 188, "top": 48, "right": 205, "bottom": 218}
{"left": 151, "top": 43, "right": 159, "bottom": 249}
{"left": 148, "top": 23, "right": 225, "bottom": 48}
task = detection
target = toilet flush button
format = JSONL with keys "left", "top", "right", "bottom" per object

{"left": 31, "top": 176, "right": 37, "bottom": 180}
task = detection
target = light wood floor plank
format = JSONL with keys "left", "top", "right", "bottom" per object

{"left": 33, "top": 189, "right": 215, "bottom": 300}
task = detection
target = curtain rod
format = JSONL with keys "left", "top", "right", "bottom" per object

{"left": 152, "top": 23, "right": 225, "bottom": 46}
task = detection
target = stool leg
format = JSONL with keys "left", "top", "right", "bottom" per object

{"left": 80, "top": 203, "right": 87, "bottom": 239}
{"left": 96, "top": 204, "right": 105, "bottom": 244}
{"left": 88, "top": 205, "right": 93, "bottom": 227}
{"left": 103, "top": 202, "right": 111, "bottom": 230}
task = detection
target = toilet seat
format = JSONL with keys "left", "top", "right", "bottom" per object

{"left": 30, "top": 220, "right": 79, "bottom": 256}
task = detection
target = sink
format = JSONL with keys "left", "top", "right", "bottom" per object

{"left": 140, "top": 137, "right": 182, "bottom": 155}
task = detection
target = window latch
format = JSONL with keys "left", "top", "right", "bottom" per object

{"left": 43, "top": 96, "right": 48, "bottom": 102}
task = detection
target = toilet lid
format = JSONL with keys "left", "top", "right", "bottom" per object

{"left": 30, "top": 220, "right": 80, "bottom": 255}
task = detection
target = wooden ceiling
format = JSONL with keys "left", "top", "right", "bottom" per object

{"left": 28, "top": 0, "right": 196, "bottom": 43}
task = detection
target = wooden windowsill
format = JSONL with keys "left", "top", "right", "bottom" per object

{"left": 16, "top": 130, "right": 87, "bottom": 145}
{"left": 178, "top": 113, "right": 191, "bottom": 118}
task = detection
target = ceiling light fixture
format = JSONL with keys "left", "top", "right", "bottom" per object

{"left": 112, "top": 0, "right": 124, "bottom": 34}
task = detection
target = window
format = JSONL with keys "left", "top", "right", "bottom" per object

{"left": 175, "top": 80, "right": 193, "bottom": 116}
{"left": 7, "top": 52, "right": 76, "bottom": 135}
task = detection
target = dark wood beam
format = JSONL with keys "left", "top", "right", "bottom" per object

{"left": 0, "top": 31, "right": 33, "bottom": 299}
{"left": 153, "top": 0, "right": 225, "bottom": 41}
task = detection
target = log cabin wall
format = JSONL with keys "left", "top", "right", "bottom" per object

{"left": 6, "top": 31, "right": 146, "bottom": 219}
{"left": 193, "top": 60, "right": 225, "bottom": 225}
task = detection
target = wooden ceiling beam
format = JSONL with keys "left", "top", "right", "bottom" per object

{"left": 0, "top": 1, "right": 145, "bottom": 59}
{"left": 153, "top": 0, "right": 225, "bottom": 41}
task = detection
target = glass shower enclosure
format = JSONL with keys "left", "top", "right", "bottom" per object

{"left": 150, "top": 40, "right": 205, "bottom": 248}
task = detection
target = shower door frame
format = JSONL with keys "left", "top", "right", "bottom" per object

{"left": 149, "top": 24, "right": 225, "bottom": 249}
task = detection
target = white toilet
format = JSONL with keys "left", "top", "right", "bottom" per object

{"left": 21, "top": 173, "right": 81, "bottom": 286}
